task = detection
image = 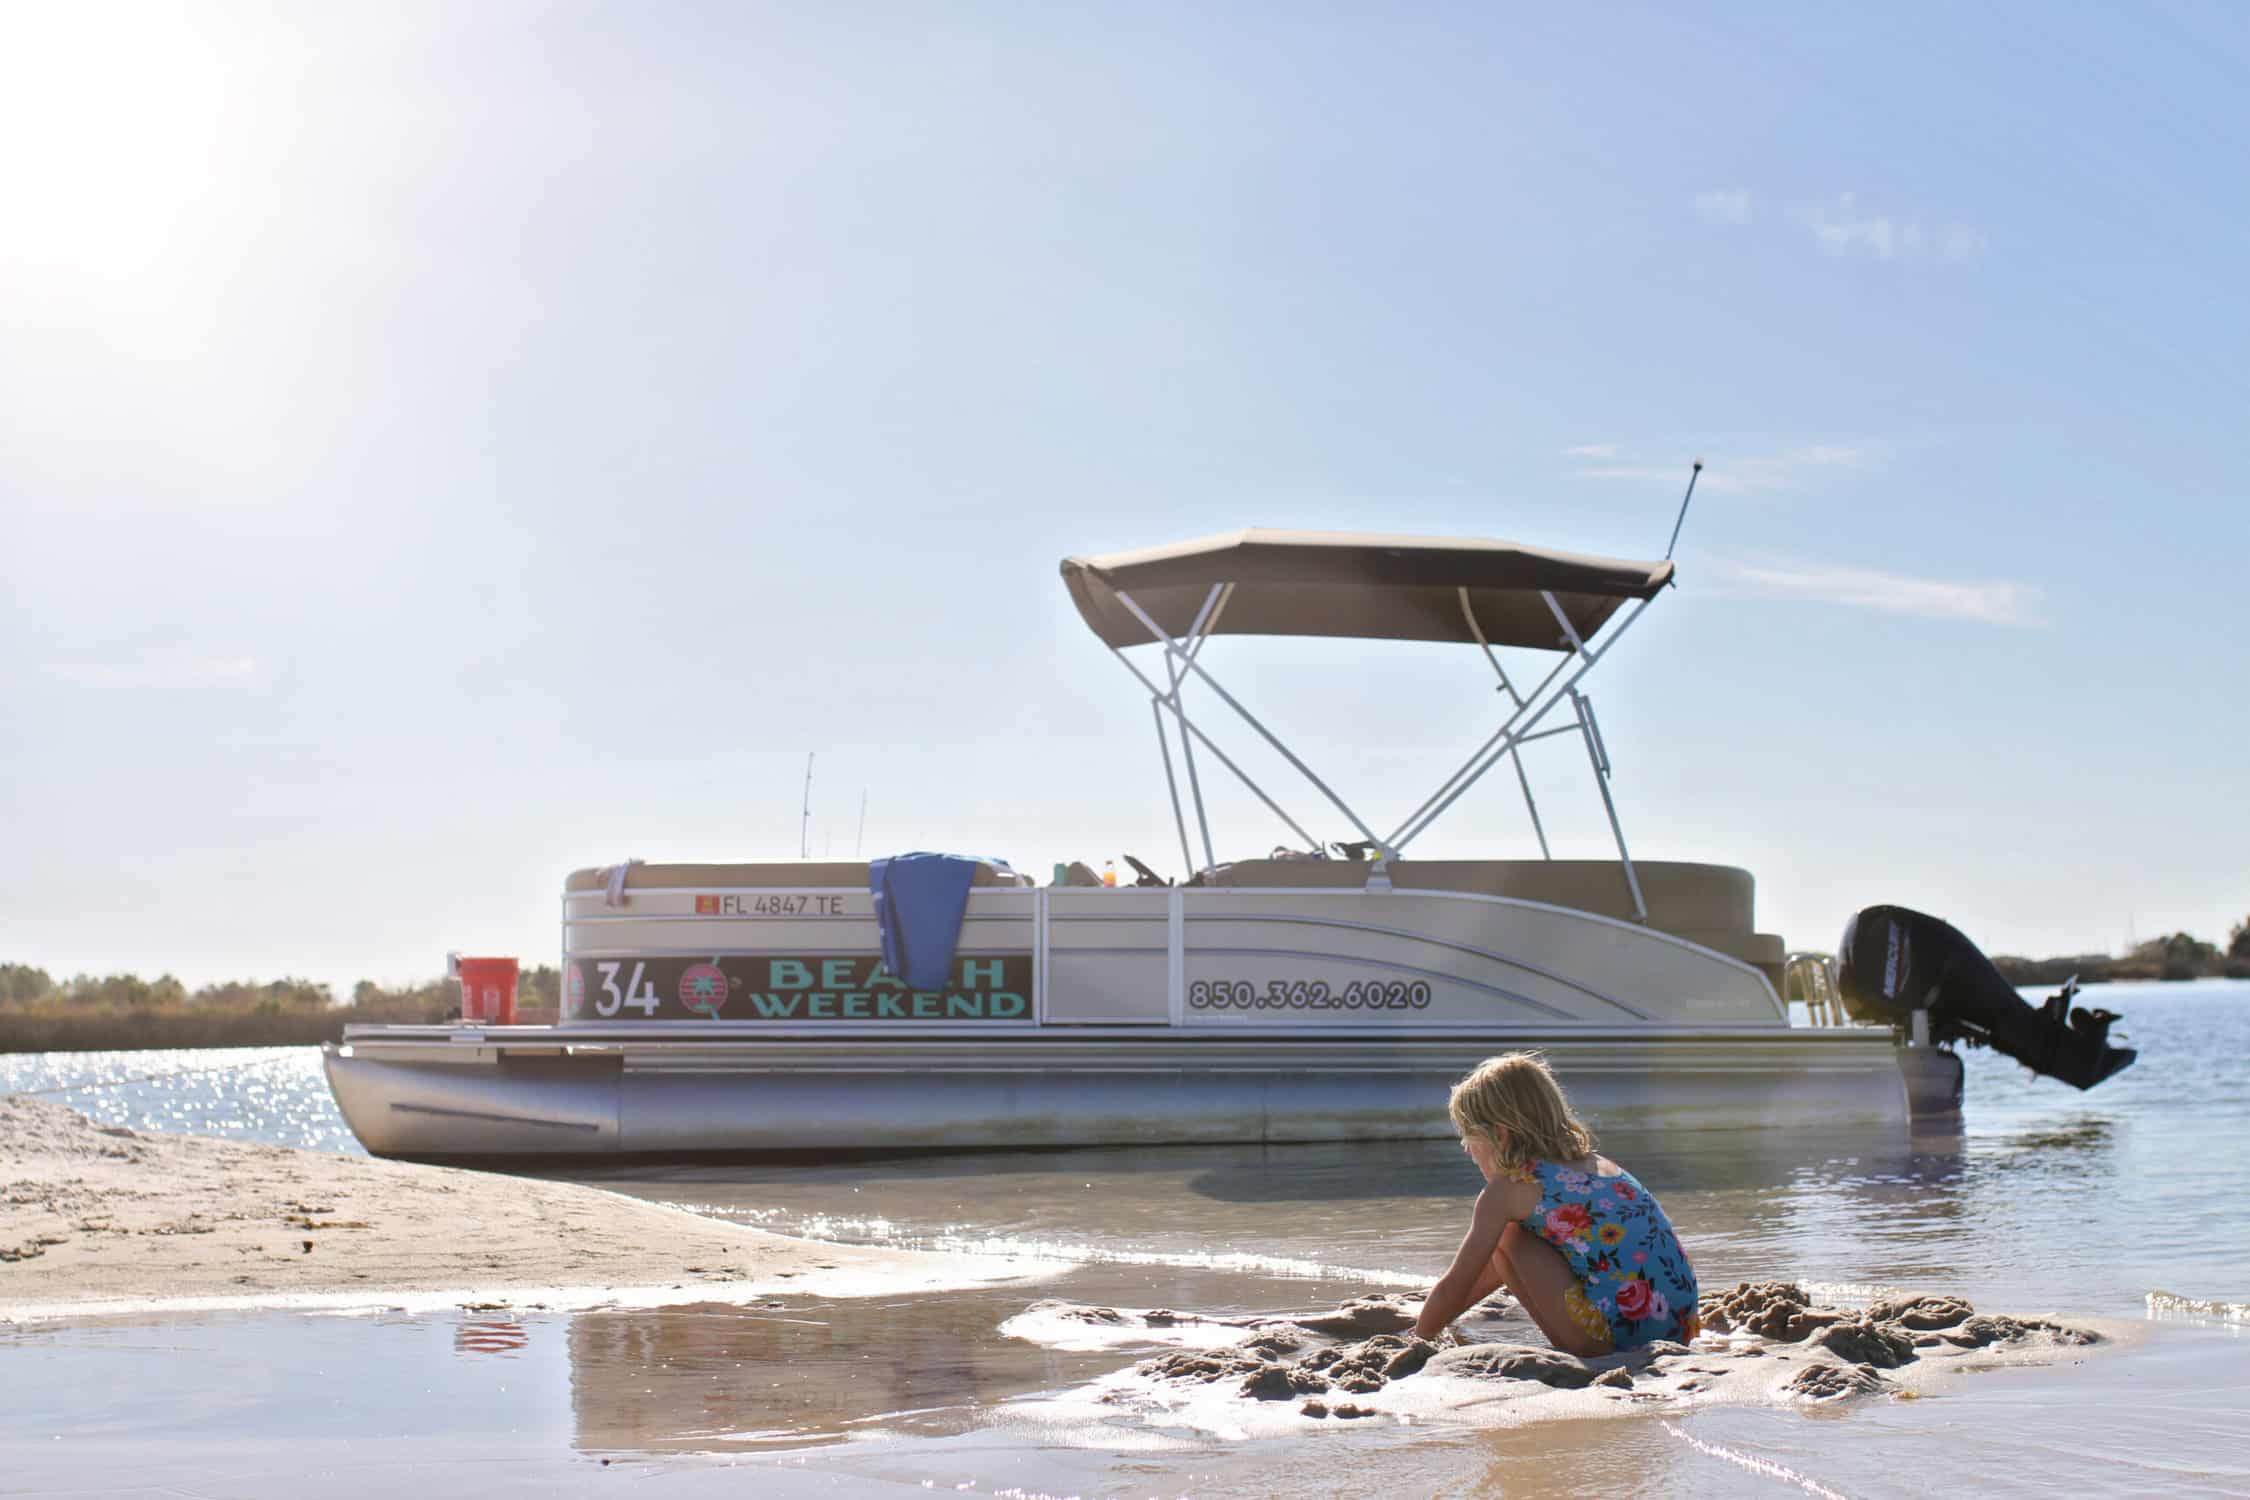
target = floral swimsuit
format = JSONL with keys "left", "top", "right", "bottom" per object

{"left": 1518, "top": 1157, "right": 1700, "bottom": 1351}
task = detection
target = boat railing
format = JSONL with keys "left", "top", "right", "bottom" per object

{"left": 1784, "top": 951, "right": 1851, "bottom": 1026}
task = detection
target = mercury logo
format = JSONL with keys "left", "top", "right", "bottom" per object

{"left": 1883, "top": 923, "right": 1909, "bottom": 999}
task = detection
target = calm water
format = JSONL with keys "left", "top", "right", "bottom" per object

{"left": 0, "top": 1044, "right": 361, "bottom": 1153}
{"left": 6, "top": 981, "right": 2248, "bottom": 1496}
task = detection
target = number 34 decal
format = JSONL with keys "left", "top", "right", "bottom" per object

{"left": 594, "top": 960, "right": 660, "bottom": 1017}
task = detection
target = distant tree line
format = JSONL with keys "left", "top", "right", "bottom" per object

{"left": 1992, "top": 918, "right": 2250, "bottom": 985}
{"left": 0, "top": 963, "right": 561, "bottom": 1053}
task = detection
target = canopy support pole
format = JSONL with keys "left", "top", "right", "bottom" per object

{"left": 1111, "top": 587, "right": 1392, "bottom": 859}
{"left": 1384, "top": 650, "right": 1570, "bottom": 851}
{"left": 1571, "top": 688, "right": 1646, "bottom": 921}
{"left": 1149, "top": 701, "right": 1196, "bottom": 882}
{"left": 1460, "top": 589, "right": 1552, "bottom": 860}
{"left": 1106, "top": 649, "right": 1324, "bottom": 855}
{"left": 1164, "top": 585, "right": 1227, "bottom": 875}
{"left": 1511, "top": 748, "right": 1553, "bottom": 861}
{"left": 1103, "top": 595, "right": 1326, "bottom": 864}
{"left": 1541, "top": 591, "right": 1595, "bottom": 664}
{"left": 1387, "top": 595, "right": 1657, "bottom": 852}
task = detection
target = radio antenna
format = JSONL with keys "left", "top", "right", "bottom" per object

{"left": 799, "top": 752, "right": 815, "bottom": 860}
{"left": 1664, "top": 459, "right": 1704, "bottom": 561}
{"left": 855, "top": 789, "right": 868, "bottom": 856}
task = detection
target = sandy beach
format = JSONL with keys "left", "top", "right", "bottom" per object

{"left": 0, "top": 1095, "right": 1053, "bottom": 1321}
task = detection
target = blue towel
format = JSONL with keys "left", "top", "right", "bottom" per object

{"left": 869, "top": 853, "right": 985, "bottom": 992}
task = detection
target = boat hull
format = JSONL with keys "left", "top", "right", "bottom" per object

{"left": 324, "top": 863, "right": 1946, "bottom": 1159}
{"left": 323, "top": 1026, "right": 1921, "bottom": 1158}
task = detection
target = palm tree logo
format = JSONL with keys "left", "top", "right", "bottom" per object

{"left": 679, "top": 960, "right": 730, "bottom": 1018}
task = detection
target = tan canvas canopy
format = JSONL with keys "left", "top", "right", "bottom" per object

{"left": 1060, "top": 528, "right": 1673, "bottom": 650}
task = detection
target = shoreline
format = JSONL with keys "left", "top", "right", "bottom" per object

{"left": 0, "top": 1095, "right": 1058, "bottom": 1324}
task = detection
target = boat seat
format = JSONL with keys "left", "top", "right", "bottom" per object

{"left": 1210, "top": 857, "right": 1780, "bottom": 989}
{"left": 1668, "top": 928, "right": 1787, "bottom": 973}
{"left": 1059, "top": 861, "right": 1103, "bottom": 887}
{"left": 1212, "top": 858, "right": 1752, "bottom": 928}
{"left": 563, "top": 859, "right": 1031, "bottom": 893}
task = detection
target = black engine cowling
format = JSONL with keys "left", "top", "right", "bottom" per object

{"left": 1837, "top": 905, "right": 2136, "bottom": 1092}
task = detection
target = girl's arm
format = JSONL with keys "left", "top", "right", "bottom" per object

{"left": 1414, "top": 1181, "right": 1531, "bottom": 1340}
{"left": 1457, "top": 1246, "right": 1511, "bottom": 1309}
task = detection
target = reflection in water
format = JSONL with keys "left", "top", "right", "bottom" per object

{"left": 1659, "top": 1107, "right": 2130, "bottom": 1297}
{"left": 1183, "top": 1142, "right": 1474, "bottom": 1204}
{"left": 566, "top": 1276, "right": 1205, "bottom": 1454}
{"left": 568, "top": 1299, "right": 1003, "bottom": 1452}
{"left": 455, "top": 1318, "right": 529, "bottom": 1356}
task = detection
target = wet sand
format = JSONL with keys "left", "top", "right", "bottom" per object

{"left": 0, "top": 1096, "right": 1055, "bottom": 1320}
{"left": 1001, "top": 1279, "right": 2112, "bottom": 1435}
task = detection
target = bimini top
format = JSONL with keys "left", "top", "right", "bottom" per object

{"left": 1060, "top": 528, "right": 1673, "bottom": 649}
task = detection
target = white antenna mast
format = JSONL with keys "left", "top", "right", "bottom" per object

{"left": 855, "top": 789, "right": 868, "bottom": 856}
{"left": 1664, "top": 459, "right": 1704, "bottom": 561}
{"left": 799, "top": 752, "right": 815, "bottom": 860}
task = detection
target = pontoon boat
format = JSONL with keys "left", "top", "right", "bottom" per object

{"left": 325, "top": 528, "right": 2117, "bottom": 1157}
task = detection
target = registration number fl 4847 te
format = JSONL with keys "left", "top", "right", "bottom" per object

{"left": 693, "top": 895, "right": 846, "bottom": 916}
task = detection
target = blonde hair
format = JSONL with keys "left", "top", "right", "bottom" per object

{"left": 1448, "top": 1052, "right": 1595, "bottom": 1173}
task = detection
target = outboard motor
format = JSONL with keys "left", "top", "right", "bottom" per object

{"left": 1838, "top": 905, "right": 2136, "bottom": 1091}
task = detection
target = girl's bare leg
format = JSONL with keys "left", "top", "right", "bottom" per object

{"left": 1488, "top": 1223, "right": 1613, "bottom": 1358}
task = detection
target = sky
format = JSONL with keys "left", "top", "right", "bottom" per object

{"left": 2, "top": 0, "right": 2245, "bottom": 994}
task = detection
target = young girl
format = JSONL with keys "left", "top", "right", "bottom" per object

{"left": 1413, "top": 1052, "right": 1700, "bottom": 1355}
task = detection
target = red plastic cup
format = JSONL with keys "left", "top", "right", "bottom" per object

{"left": 456, "top": 956, "right": 519, "bottom": 1025}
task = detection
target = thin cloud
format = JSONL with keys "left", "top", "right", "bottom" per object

{"left": 44, "top": 653, "right": 260, "bottom": 685}
{"left": 1562, "top": 442, "right": 1620, "bottom": 459}
{"left": 1788, "top": 194, "right": 1987, "bottom": 264}
{"left": 1695, "top": 191, "right": 1986, "bottom": 264}
{"left": 1571, "top": 443, "right": 1881, "bottom": 496}
{"left": 1694, "top": 190, "right": 1756, "bottom": 226}
{"left": 1707, "top": 554, "right": 2043, "bottom": 627}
